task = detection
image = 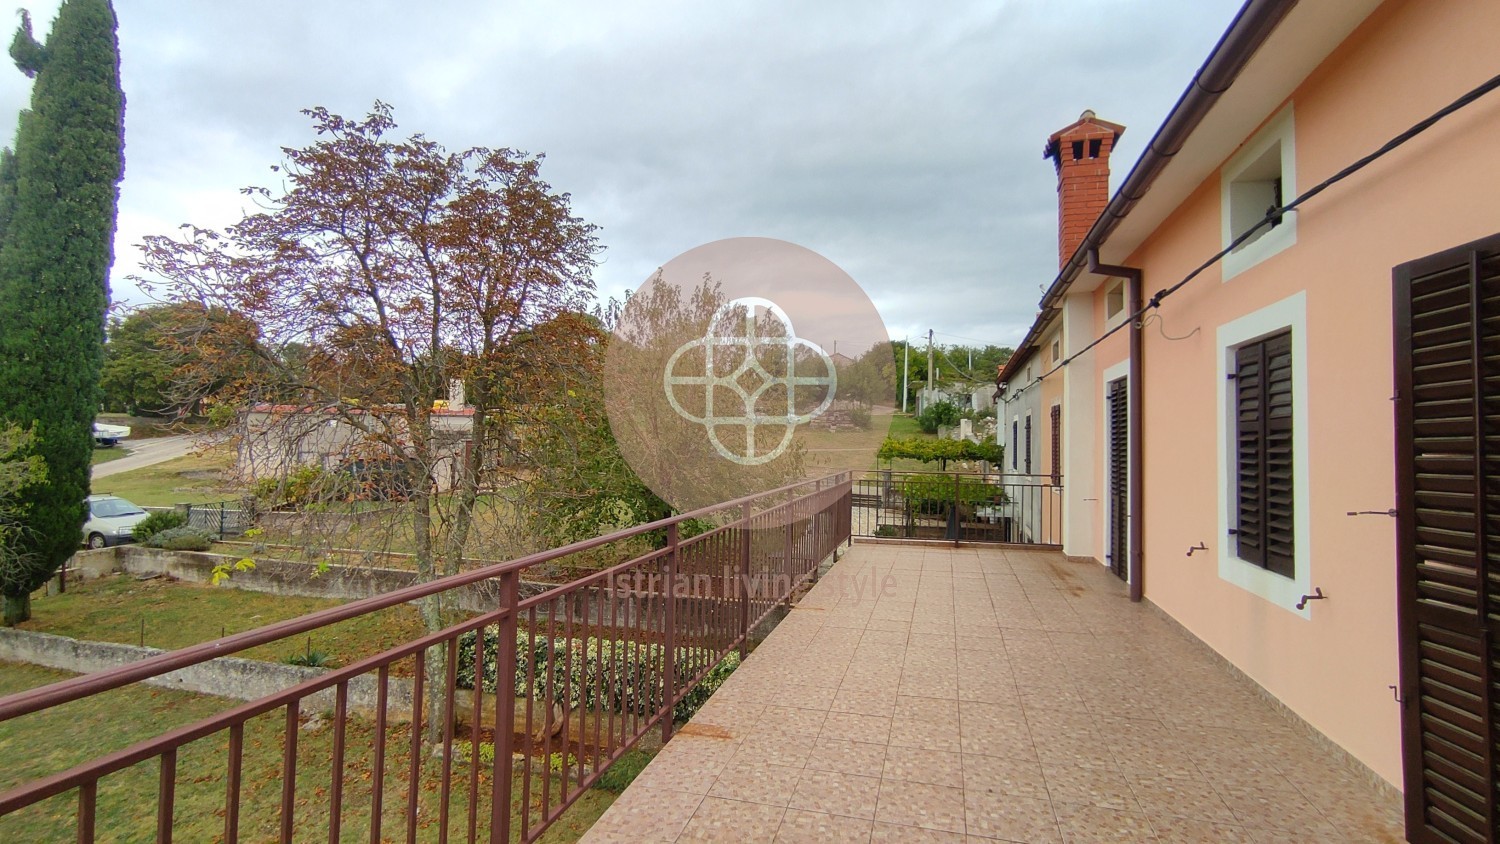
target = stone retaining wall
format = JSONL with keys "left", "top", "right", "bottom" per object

{"left": 0, "top": 628, "right": 413, "bottom": 716}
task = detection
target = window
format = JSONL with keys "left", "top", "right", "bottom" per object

{"left": 1233, "top": 330, "right": 1294, "bottom": 577}
{"left": 1011, "top": 420, "right": 1018, "bottom": 470}
{"left": 1051, "top": 338, "right": 1061, "bottom": 362}
{"left": 1050, "top": 405, "right": 1062, "bottom": 486}
{"left": 1222, "top": 106, "right": 1296, "bottom": 279}
{"left": 1106, "top": 282, "right": 1124, "bottom": 319}
{"left": 1023, "top": 415, "right": 1033, "bottom": 475}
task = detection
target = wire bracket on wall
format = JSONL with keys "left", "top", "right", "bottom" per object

{"left": 1186, "top": 542, "right": 1208, "bottom": 556}
{"left": 1346, "top": 509, "right": 1398, "bottom": 518}
{"left": 1388, "top": 684, "right": 1406, "bottom": 708}
{"left": 1295, "top": 587, "right": 1326, "bottom": 611}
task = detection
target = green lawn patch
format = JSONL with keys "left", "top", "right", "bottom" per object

{"left": 19, "top": 574, "right": 435, "bottom": 672}
{"left": 90, "top": 447, "right": 129, "bottom": 466}
{"left": 0, "top": 661, "right": 614, "bottom": 842}
{"left": 93, "top": 447, "right": 236, "bottom": 506}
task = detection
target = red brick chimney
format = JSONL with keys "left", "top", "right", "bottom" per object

{"left": 1045, "top": 110, "right": 1125, "bottom": 268}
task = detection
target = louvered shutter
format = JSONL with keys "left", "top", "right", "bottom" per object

{"left": 1395, "top": 234, "right": 1500, "bottom": 843}
{"left": 1050, "top": 405, "right": 1062, "bottom": 486}
{"left": 1024, "top": 416, "right": 1032, "bottom": 475}
{"left": 1234, "top": 331, "right": 1294, "bottom": 576}
{"left": 1108, "top": 378, "right": 1128, "bottom": 581}
{"left": 1011, "top": 421, "right": 1018, "bottom": 470}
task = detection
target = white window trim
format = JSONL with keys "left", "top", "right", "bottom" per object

{"left": 1221, "top": 104, "right": 1297, "bottom": 281}
{"left": 1215, "top": 291, "right": 1312, "bottom": 618}
{"left": 1104, "top": 280, "right": 1128, "bottom": 330}
{"left": 1101, "top": 361, "right": 1129, "bottom": 579}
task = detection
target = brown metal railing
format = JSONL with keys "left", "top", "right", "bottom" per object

{"left": 0, "top": 472, "right": 852, "bottom": 843}
{"left": 851, "top": 470, "right": 1062, "bottom": 545}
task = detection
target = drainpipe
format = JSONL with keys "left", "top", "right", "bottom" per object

{"left": 1089, "top": 250, "right": 1144, "bottom": 603}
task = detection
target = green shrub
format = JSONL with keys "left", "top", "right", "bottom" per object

{"left": 143, "top": 526, "right": 215, "bottom": 551}
{"left": 131, "top": 510, "right": 187, "bottom": 542}
{"left": 285, "top": 650, "right": 334, "bottom": 667}
{"left": 900, "top": 475, "right": 1006, "bottom": 516}
{"left": 250, "top": 464, "right": 352, "bottom": 510}
{"left": 595, "top": 749, "right": 654, "bottom": 793}
{"left": 916, "top": 401, "right": 960, "bottom": 434}
{"left": 847, "top": 405, "right": 872, "bottom": 430}
{"left": 455, "top": 630, "right": 740, "bottom": 722}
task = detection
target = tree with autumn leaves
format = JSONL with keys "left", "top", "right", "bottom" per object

{"left": 136, "top": 104, "right": 601, "bottom": 630}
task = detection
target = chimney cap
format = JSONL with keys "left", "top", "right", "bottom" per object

{"left": 1044, "top": 110, "right": 1126, "bottom": 160}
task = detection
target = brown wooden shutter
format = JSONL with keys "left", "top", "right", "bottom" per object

{"left": 1011, "top": 420, "right": 1018, "bottom": 470}
{"left": 1107, "top": 379, "right": 1128, "bottom": 580}
{"left": 1050, "top": 405, "right": 1062, "bottom": 486}
{"left": 1024, "top": 416, "right": 1032, "bottom": 475}
{"left": 1234, "top": 330, "right": 1294, "bottom": 576}
{"left": 1395, "top": 234, "right": 1500, "bottom": 843}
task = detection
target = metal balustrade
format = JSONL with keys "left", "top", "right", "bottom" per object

{"left": 0, "top": 472, "right": 853, "bottom": 843}
{"left": 850, "top": 471, "right": 1063, "bottom": 546}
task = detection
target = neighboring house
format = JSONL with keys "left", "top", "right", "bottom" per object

{"left": 996, "top": 0, "right": 1500, "bottom": 828}
{"left": 239, "top": 394, "right": 476, "bottom": 492}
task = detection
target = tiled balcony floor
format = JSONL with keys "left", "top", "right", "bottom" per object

{"left": 582, "top": 544, "right": 1405, "bottom": 843}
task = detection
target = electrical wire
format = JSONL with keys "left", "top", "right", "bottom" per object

{"left": 1141, "top": 313, "right": 1200, "bottom": 342}
{"left": 1002, "top": 70, "right": 1500, "bottom": 401}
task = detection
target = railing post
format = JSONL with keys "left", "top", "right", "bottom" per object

{"left": 782, "top": 512, "right": 794, "bottom": 606}
{"left": 739, "top": 504, "right": 751, "bottom": 658}
{"left": 490, "top": 570, "right": 519, "bottom": 844}
{"left": 662, "top": 522, "right": 678, "bottom": 744}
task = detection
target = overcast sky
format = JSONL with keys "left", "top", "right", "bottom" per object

{"left": 0, "top": 0, "right": 1242, "bottom": 350}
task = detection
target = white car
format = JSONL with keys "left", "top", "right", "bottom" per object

{"left": 81, "top": 494, "right": 150, "bottom": 549}
{"left": 93, "top": 422, "right": 131, "bottom": 448}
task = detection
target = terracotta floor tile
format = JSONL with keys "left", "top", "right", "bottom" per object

{"left": 882, "top": 746, "right": 964, "bottom": 787}
{"left": 1042, "top": 764, "right": 1141, "bottom": 811}
{"left": 962, "top": 792, "right": 1062, "bottom": 843}
{"left": 962, "top": 752, "right": 1050, "bottom": 802}
{"left": 1052, "top": 802, "right": 1158, "bottom": 843}
{"left": 875, "top": 779, "right": 967, "bottom": 833}
{"left": 708, "top": 762, "right": 803, "bottom": 806}
{"left": 678, "top": 796, "right": 787, "bottom": 843}
{"left": 774, "top": 808, "right": 874, "bottom": 843}
{"left": 579, "top": 785, "right": 703, "bottom": 843}
{"left": 588, "top": 546, "right": 1402, "bottom": 844}
{"left": 788, "top": 769, "right": 882, "bottom": 820}
{"left": 869, "top": 822, "right": 965, "bottom": 843}
{"left": 804, "top": 737, "right": 887, "bottom": 776}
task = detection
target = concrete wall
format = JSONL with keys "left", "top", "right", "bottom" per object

{"left": 0, "top": 628, "right": 414, "bottom": 717}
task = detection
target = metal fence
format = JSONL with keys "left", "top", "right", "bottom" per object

{"left": 0, "top": 472, "right": 853, "bottom": 843}
{"left": 851, "top": 470, "right": 1063, "bottom": 546}
{"left": 142, "top": 500, "right": 251, "bottom": 539}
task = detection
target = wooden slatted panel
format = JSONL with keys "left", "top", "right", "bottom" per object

{"left": 1108, "top": 378, "right": 1127, "bottom": 581}
{"left": 1397, "top": 234, "right": 1500, "bottom": 844}
{"left": 1024, "top": 415, "right": 1033, "bottom": 475}
{"left": 1233, "top": 331, "right": 1293, "bottom": 575}
{"left": 1234, "top": 342, "right": 1266, "bottom": 565}
{"left": 1050, "top": 404, "right": 1062, "bottom": 487}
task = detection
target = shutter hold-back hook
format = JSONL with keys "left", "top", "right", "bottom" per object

{"left": 1295, "top": 587, "right": 1326, "bottom": 611}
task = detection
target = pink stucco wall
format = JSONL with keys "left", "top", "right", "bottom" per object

{"left": 1074, "top": 0, "right": 1500, "bottom": 786}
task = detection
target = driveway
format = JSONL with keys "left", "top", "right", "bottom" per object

{"left": 91, "top": 434, "right": 198, "bottom": 480}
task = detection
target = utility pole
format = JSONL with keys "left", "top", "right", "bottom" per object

{"left": 927, "top": 329, "right": 935, "bottom": 404}
{"left": 968, "top": 347, "right": 973, "bottom": 373}
{"left": 901, "top": 338, "right": 909, "bottom": 413}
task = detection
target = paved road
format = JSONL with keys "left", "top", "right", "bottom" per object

{"left": 92, "top": 434, "right": 198, "bottom": 480}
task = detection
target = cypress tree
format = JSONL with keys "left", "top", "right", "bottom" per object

{"left": 0, "top": 0, "right": 123, "bottom": 624}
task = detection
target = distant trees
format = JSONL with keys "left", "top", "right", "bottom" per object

{"left": 0, "top": 1, "right": 124, "bottom": 625}
{"left": 100, "top": 302, "right": 259, "bottom": 417}
{"left": 136, "top": 104, "right": 601, "bottom": 624}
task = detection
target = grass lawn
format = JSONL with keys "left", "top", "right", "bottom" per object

{"left": 0, "top": 662, "right": 615, "bottom": 843}
{"left": 95, "top": 446, "right": 237, "bottom": 506}
{"left": 887, "top": 413, "right": 927, "bottom": 439}
{"left": 90, "top": 447, "right": 130, "bottom": 466}
{"left": 19, "top": 574, "right": 439, "bottom": 672}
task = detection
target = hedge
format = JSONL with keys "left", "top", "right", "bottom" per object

{"left": 456, "top": 629, "right": 739, "bottom": 723}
